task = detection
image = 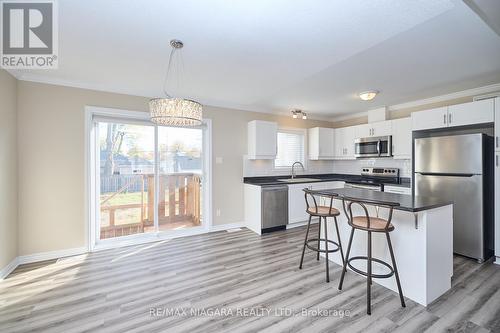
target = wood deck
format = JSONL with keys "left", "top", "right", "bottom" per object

{"left": 1, "top": 226, "right": 499, "bottom": 333}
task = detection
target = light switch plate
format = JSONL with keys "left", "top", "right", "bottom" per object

{"left": 216, "top": 157, "right": 223, "bottom": 164}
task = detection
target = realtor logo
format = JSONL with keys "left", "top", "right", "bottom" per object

{"left": 1, "top": 0, "right": 58, "bottom": 69}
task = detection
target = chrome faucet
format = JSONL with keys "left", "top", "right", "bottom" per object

{"left": 291, "top": 161, "right": 305, "bottom": 179}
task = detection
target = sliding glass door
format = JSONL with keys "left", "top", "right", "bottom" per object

{"left": 94, "top": 117, "right": 206, "bottom": 244}
{"left": 158, "top": 126, "right": 203, "bottom": 232}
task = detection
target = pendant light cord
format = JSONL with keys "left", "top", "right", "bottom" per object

{"left": 162, "top": 46, "right": 177, "bottom": 98}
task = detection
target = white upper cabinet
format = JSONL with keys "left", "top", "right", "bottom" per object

{"left": 412, "top": 100, "right": 494, "bottom": 131}
{"left": 247, "top": 120, "right": 277, "bottom": 159}
{"left": 309, "top": 127, "right": 335, "bottom": 160}
{"left": 355, "top": 124, "right": 370, "bottom": 138}
{"left": 494, "top": 97, "right": 499, "bottom": 151}
{"left": 334, "top": 127, "right": 356, "bottom": 159}
{"left": 411, "top": 107, "right": 448, "bottom": 131}
{"left": 355, "top": 121, "right": 392, "bottom": 138}
{"left": 372, "top": 121, "right": 392, "bottom": 137}
{"left": 447, "top": 99, "right": 494, "bottom": 128}
{"left": 391, "top": 117, "right": 412, "bottom": 159}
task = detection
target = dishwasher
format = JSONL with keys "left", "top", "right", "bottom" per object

{"left": 261, "top": 185, "right": 288, "bottom": 233}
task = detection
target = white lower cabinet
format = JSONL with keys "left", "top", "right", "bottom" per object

{"left": 288, "top": 181, "right": 345, "bottom": 224}
{"left": 288, "top": 183, "right": 311, "bottom": 224}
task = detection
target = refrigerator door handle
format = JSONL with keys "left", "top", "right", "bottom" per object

{"left": 417, "top": 172, "right": 475, "bottom": 177}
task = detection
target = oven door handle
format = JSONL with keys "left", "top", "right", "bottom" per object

{"left": 377, "top": 140, "right": 381, "bottom": 156}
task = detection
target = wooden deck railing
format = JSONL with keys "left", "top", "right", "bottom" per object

{"left": 100, "top": 173, "right": 201, "bottom": 239}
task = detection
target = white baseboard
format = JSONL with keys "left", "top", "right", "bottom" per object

{"left": 495, "top": 256, "right": 500, "bottom": 265}
{"left": 17, "top": 247, "right": 88, "bottom": 265}
{"left": 0, "top": 257, "right": 19, "bottom": 280}
{"left": 286, "top": 219, "right": 318, "bottom": 229}
{"left": 209, "top": 222, "right": 244, "bottom": 232}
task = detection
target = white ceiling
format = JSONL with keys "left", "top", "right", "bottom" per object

{"left": 11, "top": 0, "right": 500, "bottom": 119}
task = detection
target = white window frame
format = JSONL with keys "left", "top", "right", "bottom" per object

{"left": 274, "top": 127, "right": 307, "bottom": 170}
{"left": 85, "top": 106, "right": 212, "bottom": 251}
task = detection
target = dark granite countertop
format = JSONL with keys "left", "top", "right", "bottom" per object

{"left": 310, "top": 188, "right": 452, "bottom": 213}
{"left": 243, "top": 173, "right": 411, "bottom": 188}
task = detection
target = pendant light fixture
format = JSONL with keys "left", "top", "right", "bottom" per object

{"left": 149, "top": 39, "right": 203, "bottom": 127}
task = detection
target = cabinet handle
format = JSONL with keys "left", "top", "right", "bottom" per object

{"left": 448, "top": 113, "right": 452, "bottom": 124}
{"left": 496, "top": 137, "right": 499, "bottom": 149}
{"left": 497, "top": 155, "right": 499, "bottom": 167}
{"left": 443, "top": 114, "right": 446, "bottom": 125}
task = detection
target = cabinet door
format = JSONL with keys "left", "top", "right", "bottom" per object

{"left": 392, "top": 117, "right": 412, "bottom": 159}
{"left": 288, "top": 184, "right": 310, "bottom": 223}
{"left": 448, "top": 99, "right": 494, "bottom": 128}
{"left": 318, "top": 128, "right": 335, "bottom": 159}
{"left": 334, "top": 128, "right": 346, "bottom": 159}
{"left": 355, "top": 124, "right": 371, "bottom": 138}
{"left": 343, "top": 127, "right": 356, "bottom": 159}
{"left": 495, "top": 97, "right": 499, "bottom": 152}
{"left": 248, "top": 120, "right": 277, "bottom": 159}
{"left": 411, "top": 107, "right": 448, "bottom": 131}
{"left": 372, "top": 121, "right": 392, "bottom": 137}
{"left": 495, "top": 152, "right": 500, "bottom": 258}
{"left": 308, "top": 127, "right": 320, "bottom": 160}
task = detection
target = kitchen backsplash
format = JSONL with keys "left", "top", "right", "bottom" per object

{"left": 243, "top": 157, "right": 412, "bottom": 178}
{"left": 332, "top": 158, "right": 412, "bottom": 177}
{"left": 243, "top": 156, "right": 335, "bottom": 177}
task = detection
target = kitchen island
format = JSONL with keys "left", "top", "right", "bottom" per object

{"left": 310, "top": 188, "right": 453, "bottom": 306}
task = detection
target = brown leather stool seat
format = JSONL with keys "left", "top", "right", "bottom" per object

{"left": 351, "top": 216, "right": 394, "bottom": 231}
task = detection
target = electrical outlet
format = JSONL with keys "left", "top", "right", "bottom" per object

{"left": 216, "top": 209, "right": 221, "bottom": 217}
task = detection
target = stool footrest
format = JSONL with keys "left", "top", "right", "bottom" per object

{"left": 347, "top": 256, "right": 394, "bottom": 279}
{"left": 305, "top": 238, "right": 340, "bottom": 254}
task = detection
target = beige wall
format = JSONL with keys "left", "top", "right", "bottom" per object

{"left": 16, "top": 81, "right": 332, "bottom": 255}
{"left": 0, "top": 70, "right": 18, "bottom": 269}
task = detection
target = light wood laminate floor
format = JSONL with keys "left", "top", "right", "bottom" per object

{"left": 1, "top": 226, "right": 499, "bottom": 333}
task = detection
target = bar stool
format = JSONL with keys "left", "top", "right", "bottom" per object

{"left": 299, "top": 189, "right": 345, "bottom": 283}
{"left": 338, "top": 196, "right": 406, "bottom": 315}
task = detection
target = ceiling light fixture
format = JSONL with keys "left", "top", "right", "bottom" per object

{"left": 149, "top": 39, "right": 202, "bottom": 127}
{"left": 359, "top": 90, "right": 379, "bottom": 101}
{"left": 291, "top": 109, "right": 307, "bottom": 120}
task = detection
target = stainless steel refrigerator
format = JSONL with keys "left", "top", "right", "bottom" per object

{"left": 415, "top": 133, "right": 494, "bottom": 262}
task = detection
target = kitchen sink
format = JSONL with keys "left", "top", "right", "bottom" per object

{"left": 277, "top": 178, "right": 322, "bottom": 183}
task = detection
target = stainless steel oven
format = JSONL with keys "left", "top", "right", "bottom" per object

{"left": 354, "top": 135, "right": 392, "bottom": 158}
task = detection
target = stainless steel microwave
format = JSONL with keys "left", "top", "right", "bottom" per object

{"left": 354, "top": 135, "right": 392, "bottom": 158}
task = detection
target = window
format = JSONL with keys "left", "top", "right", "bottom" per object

{"left": 275, "top": 129, "right": 305, "bottom": 168}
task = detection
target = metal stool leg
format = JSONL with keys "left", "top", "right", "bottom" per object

{"left": 316, "top": 217, "right": 321, "bottom": 261}
{"left": 386, "top": 232, "right": 406, "bottom": 308}
{"left": 323, "top": 217, "right": 330, "bottom": 283}
{"left": 367, "top": 231, "right": 372, "bottom": 315}
{"left": 333, "top": 215, "right": 345, "bottom": 267}
{"left": 299, "top": 215, "right": 312, "bottom": 269}
{"left": 338, "top": 227, "right": 355, "bottom": 290}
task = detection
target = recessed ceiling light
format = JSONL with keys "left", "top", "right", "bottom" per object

{"left": 359, "top": 90, "right": 379, "bottom": 101}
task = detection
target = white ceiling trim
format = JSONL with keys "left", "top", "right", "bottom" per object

{"left": 330, "top": 82, "right": 500, "bottom": 122}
